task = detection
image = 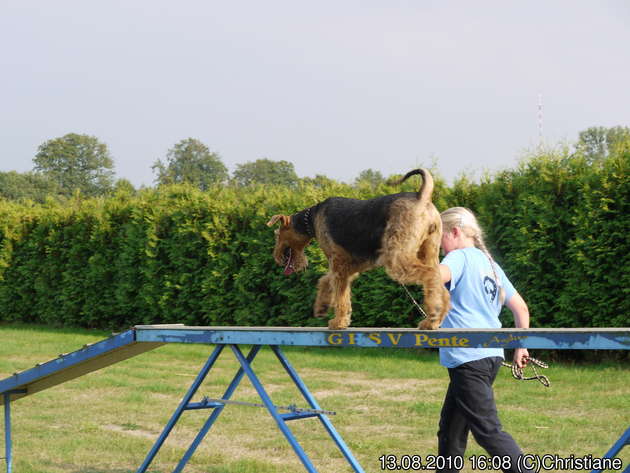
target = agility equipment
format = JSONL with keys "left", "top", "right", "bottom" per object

{"left": 1, "top": 325, "right": 629, "bottom": 473}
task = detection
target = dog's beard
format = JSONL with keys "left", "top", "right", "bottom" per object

{"left": 283, "top": 247, "right": 295, "bottom": 275}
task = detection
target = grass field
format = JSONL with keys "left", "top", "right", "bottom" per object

{"left": 1, "top": 324, "right": 628, "bottom": 473}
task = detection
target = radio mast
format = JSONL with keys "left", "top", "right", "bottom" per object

{"left": 537, "top": 92, "right": 544, "bottom": 148}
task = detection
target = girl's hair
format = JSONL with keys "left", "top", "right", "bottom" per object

{"left": 440, "top": 207, "right": 505, "bottom": 305}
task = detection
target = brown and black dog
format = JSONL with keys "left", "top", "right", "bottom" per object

{"left": 267, "top": 169, "right": 449, "bottom": 330}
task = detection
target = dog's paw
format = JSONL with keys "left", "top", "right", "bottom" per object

{"left": 328, "top": 319, "right": 348, "bottom": 330}
{"left": 418, "top": 319, "right": 438, "bottom": 330}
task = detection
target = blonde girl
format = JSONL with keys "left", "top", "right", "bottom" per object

{"left": 436, "top": 207, "right": 533, "bottom": 473}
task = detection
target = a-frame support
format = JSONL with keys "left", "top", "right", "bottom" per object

{"left": 136, "top": 344, "right": 364, "bottom": 473}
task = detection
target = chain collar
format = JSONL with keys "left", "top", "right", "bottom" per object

{"left": 304, "top": 207, "right": 315, "bottom": 238}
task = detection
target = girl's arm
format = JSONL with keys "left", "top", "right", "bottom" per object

{"left": 505, "top": 293, "right": 530, "bottom": 368}
{"left": 439, "top": 264, "right": 451, "bottom": 284}
{"left": 506, "top": 293, "right": 529, "bottom": 328}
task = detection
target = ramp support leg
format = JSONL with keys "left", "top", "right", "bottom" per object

{"left": 591, "top": 427, "right": 630, "bottom": 473}
{"left": 271, "top": 345, "right": 364, "bottom": 473}
{"left": 172, "top": 345, "right": 261, "bottom": 472}
{"left": 0, "top": 389, "right": 26, "bottom": 473}
{"left": 136, "top": 344, "right": 225, "bottom": 473}
{"left": 3, "top": 392, "right": 11, "bottom": 473}
{"left": 230, "top": 344, "right": 320, "bottom": 473}
{"left": 2, "top": 390, "right": 25, "bottom": 473}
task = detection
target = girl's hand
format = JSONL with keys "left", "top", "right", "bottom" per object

{"left": 513, "top": 348, "right": 530, "bottom": 368}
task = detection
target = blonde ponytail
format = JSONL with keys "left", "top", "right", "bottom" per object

{"left": 440, "top": 207, "right": 506, "bottom": 305}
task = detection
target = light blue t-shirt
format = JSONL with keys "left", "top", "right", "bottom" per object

{"left": 439, "top": 247, "right": 517, "bottom": 368}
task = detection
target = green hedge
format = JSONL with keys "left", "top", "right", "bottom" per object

{"left": 0, "top": 151, "right": 627, "bottom": 330}
{"left": 462, "top": 150, "right": 629, "bottom": 328}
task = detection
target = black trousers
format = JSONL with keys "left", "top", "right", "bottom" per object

{"left": 437, "top": 356, "right": 533, "bottom": 473}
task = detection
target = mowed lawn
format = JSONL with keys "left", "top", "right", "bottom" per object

{"left": 0, "top": 324, "right": 628, "bottom": 473}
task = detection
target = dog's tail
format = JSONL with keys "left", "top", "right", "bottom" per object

{"left": 390, "top": 168, "right": 434, "bottom": 205}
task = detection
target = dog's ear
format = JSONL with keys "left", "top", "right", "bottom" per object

{"left": 266, "top": 215, "right": 291, "bottom": 228}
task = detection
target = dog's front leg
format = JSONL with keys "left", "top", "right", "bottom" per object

{"left": 328, "top": 272, "right": 353, "bottom": 330}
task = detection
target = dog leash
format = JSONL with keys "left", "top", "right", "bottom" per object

{"left": 400, "top": 283, "right": 429, "bottom": 320}
{"left": 502, "top": 356, "right": 551, "bottom": 387}
{"left": 401, "top": 284, "right": 550, "bottom": 387}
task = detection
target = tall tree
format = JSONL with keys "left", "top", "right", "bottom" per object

{"left": 576, "top": 126, "right": 630, "bottom": 164}
{"left": 232, "top": 158, "right": 298, "bottom": 187}
{"left": 301, "top": 174, "right": 337, "bottom": 188}
{"left": 113, "top": 178, "right": 136, "bottom": 195}
{"left": 33, "top": 133, "right": 115, "bottom": 197}
{"left": 354, "top": 169, "right": 385, "bottom": 188}
{"left": 0, "top": 171, "right": 59, "bottom": 202}
{"left": 153, "top": 138, "right": 228, "bottom": 190}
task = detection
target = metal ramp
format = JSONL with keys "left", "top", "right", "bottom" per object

{"left": 0, "top": 328, "right": 164, "bottom": 473}
{"left": 0, "top": 328, "right": 164, "bottom": 405}
{"left": 2, "top": 326, "right": 629, "bottom": 472}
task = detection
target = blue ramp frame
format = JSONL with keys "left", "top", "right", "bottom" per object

{"left": 136, "top": 344, "right": 363, "bottom": 473}
{"left": 134, "top": 326, "right": 630, "bottom": 350}
{"left": 592, "top": 427, "right": 630, "bottom": 473}
{"left": 2, "top": 325, "right": 629, "bottom": 473}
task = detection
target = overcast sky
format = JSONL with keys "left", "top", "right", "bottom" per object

{"left": 2, "top": 1, "right": 629, "bottom": 187}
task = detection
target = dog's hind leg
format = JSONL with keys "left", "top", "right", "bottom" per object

{"left": 383, "top": 248, "right": 449, "bottom": 330}
{"left": 418, "top": 268, "right": 450, "bottom": 330}
{"left": 314, "top": 272, "right": 334, "bottom": 318}
{"left": 416, "top": 237, "right": 450, "bottom": 330}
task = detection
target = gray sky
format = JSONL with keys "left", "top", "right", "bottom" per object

{"left": 2, "top": 1, "right": 629, "bottom": 187}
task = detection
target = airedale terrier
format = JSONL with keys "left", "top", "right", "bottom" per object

{"left": 267, "top": 169, "right": 450, "bottom": 330}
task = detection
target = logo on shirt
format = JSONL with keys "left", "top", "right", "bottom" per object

{"left": 483, "top": 276, "right": 498, "bottom": 302}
